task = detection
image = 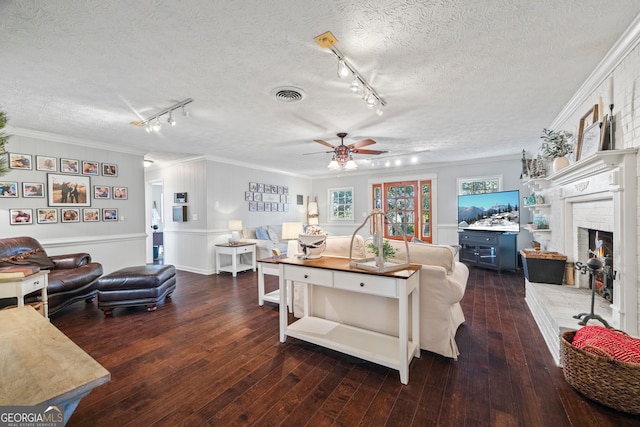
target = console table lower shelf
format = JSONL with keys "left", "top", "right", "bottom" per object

{"left": 278, "top": 256, "right": 420, "bottom": 384}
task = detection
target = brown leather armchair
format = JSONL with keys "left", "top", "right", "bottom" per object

{"left": 0, "top": 236, "right": 103, "bottom": 315}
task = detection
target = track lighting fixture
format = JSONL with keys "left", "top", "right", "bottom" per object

{"left": 314, "top": 31, "right": 386, "bottom": 113}
{"left": 130, "top": 98, "right": 193, "bottom": 132}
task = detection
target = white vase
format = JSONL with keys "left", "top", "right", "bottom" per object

{"left": 552, "top": 156, "right": 569, "bottom": 173}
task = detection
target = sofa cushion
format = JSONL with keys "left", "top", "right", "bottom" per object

{"left": 266, "top": 226, "right": 280, "bottom": 242}
{"left": 255, "top": 226, "right": 270, "bottom": 240}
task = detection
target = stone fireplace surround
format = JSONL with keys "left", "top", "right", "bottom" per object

{"left": 524, "top": 149, "right": 638, "bottom": 365}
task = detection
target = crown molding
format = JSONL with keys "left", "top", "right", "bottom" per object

{"left": 7, "top": 126, "right": 146, "bottom": 156}
{"left": 549, "top": 13, "right": 640, "bottom": 129}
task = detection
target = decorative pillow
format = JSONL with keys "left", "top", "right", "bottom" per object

{"left": 255, "top": 227, "right": 270, "bottom": 240}
{"left": 0, "top": 248, "right": 55, "bottom": 270}
{"left": 242, "top": 228, "right": 257, "bottom": 239}
{"left": 266, "top": 226, "right": 280, "bottom": 243}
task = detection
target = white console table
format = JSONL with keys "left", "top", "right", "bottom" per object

{"left": 0, "top": 271, "right": 49, "bottom": 319}
{"left": 215, "top": 243, "right": 256, "bottom": 277}
{"left": 278, "top": 256, "right": 420, "bottom": 384}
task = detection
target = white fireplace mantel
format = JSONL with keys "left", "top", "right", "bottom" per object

{"left": 548, "top": 148, "right": 638, "bottom": 186}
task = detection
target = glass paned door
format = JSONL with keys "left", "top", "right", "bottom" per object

{"left": 384, "top": 181, "right": 417, "bottom": 240}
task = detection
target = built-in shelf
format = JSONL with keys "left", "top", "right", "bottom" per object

{"left": 524, "top": 226, "right": 551, "bottom": 233}
{"left": 524, "top": 204, "right": 551, "bottom": 209}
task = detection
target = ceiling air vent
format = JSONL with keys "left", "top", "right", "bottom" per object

{"left": 271, "top": 86, "right": 305, "bottom": 103}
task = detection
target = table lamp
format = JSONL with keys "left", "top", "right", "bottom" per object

{"left": 228, "top": 220, "right": 243, "bottom": 244}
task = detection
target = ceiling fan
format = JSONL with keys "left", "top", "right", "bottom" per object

{"left": 308, "top": 132, "right": 388, "bottom": 170}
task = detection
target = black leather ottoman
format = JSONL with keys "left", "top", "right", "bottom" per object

{"left": 97, "top": 264, "right": 176, "bottom": 315}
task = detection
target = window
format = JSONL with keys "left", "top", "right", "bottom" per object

{"left": 372, "top": 179, "right": 432, "bottom": 243}
{"left": 328, "top": 187, "right": 354, "bottom": 221}
{"left": 457, "top": 175, "right": 502, "bottom": 195}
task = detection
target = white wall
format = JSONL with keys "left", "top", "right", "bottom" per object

{"left": 311, "top": 156, "right": 532, "bottom": 250}
{"left": 145, "top": 157, "right": 312, "bottom": 274}
{"left": 0, "top": 130, "right": 147, "bottom": 274}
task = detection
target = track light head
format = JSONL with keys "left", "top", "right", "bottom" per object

{"left": 337, "top": 59, "right": 349, "bottom": 78}
{"left": 167, "top": 112, "right": 176, "bottom": 126}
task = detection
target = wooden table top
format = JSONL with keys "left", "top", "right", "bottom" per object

{"left": 0, "top": 306, "right": 110, "bottom": 406}
{"left": 215, "top": 242, "right": 256, "bottom": 248}
{"left": 279, "top": 255, "right": 420, "bottom": 278}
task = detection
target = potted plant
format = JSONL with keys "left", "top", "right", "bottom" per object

{"left": 367, "top": 235, "right": 397, "bottom": 268}
{"left": 540, "top": 128, "right": 574, "bottom": 173}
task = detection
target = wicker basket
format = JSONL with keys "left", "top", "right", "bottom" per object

{"left": 560, "top": 330, "right": 640, "bottom": 414}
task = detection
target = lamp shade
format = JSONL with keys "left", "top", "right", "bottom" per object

{"left": 228, "top": 220, "right": 243, "bottom": 231}
{"left": 281, "top": 222, "right": 304, "bottom": 240}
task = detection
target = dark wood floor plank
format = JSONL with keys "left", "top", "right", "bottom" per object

{"left": 42, "top": 266, "right": 639, "bottom": 426}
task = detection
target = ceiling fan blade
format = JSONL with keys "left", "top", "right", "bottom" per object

{"left": 313, "top": 139, "right": 336, "bottom": 149}
{"left": 352, "top": 149, "right": 388, "bottom": 155}
{"left": 303, "top": 150, "right": 334, "bottom": 155}
{"left": 349, "top": 138, "right": 377, "bottom": 149}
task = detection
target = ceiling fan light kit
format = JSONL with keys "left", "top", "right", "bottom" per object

{"left": 313, "top": 132, "right": 387, "bottom": 171}
{"left": 314, "top": 31, "right": 385, "bottom": 115}
{"left": 130, "top": 98, "right": 193, "bottom": 133}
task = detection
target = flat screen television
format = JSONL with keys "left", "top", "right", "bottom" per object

{"left": 458, "top": 190, "right": 520, "bottom": 232}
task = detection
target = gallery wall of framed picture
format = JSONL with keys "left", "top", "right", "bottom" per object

{"left": 2, "top": 152, "right": 129, "bottom": 225}
{"left": 246, "top": 182, "right": 290, "bottom": 212}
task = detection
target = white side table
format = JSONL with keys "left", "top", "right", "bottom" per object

{"left": 0, "top": 271, "right": 49, "bottom": 319}
{"left": 257, "top": 257, "right": 291, "bottom": 312}
{"left": 215, "top": 243, "right": 256, "bottom": 277}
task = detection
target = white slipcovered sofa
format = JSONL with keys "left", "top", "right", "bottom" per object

{"left": 293, "top": 235, "right": 469, "bottom": 359}
{"left": 241, "top": 225, "right": 289, "bottom": 259}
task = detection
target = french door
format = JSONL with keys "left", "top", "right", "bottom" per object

{"left": 372, "top": 180, "right": 432, "bottom": 243}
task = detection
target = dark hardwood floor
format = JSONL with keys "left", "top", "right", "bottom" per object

{"left": 51, "top": 266, "right": 639, "bottom": 426}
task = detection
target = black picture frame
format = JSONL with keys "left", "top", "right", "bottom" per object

{"left": 47, "top": 173, "right": 91, "bottom": 207}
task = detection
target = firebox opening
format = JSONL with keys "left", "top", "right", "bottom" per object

{"left": 588, "top": 229, "right": 614, "bottom": 302}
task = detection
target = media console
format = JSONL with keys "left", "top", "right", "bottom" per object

{"left": 458, "top": 230, "right": 518, "bottom": 272}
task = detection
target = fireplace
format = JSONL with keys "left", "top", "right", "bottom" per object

{"left": 524, "top": 150, "right": 639, "bottom": 365}
{"left": 576, "top": 229, "right": 614, "bottom": 302}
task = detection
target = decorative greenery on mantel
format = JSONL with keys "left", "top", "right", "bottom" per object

{"left": 539, "top": 128, "right": 574, "bottom": 159}
{"left": 0, "top": 110, "right": 10, "bottom": 176}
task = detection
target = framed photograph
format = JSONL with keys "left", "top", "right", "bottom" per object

{"left": 113, "top": 187, "right": 128, "bottom": 199}
{"left": 22, "top": 182, "right": 45, "bottom": 198}
{"left": 253, "top": 192, "right": 262, "bottom": 202}
{"left": 171, "top": 206, "right": 186, "bottom": 222}
{"left": 257, "top": 202, "right": 264, "bottom": 212}
{"left": 94, "top": 186, "right": 110, "bottom": 199}
{"left": 36, "top": 155, "right": 57, "bottom": 171}
{"left": 174, "top": 192, "right": 187, "bottom": 203}
{"left": 60, "top": 158, "right": 80, "bottom": 174}
{"left": 249, "top": 182, "right": 257, "bottom": 192}
{"left": 245, "top": 191, "right": 252, "bottom": 201}
{"left": 264, "top": 202, "right": 271, "bottom": 212}
{"left": 257, "top": 183, "right": 264, "bottom": 193}
{"left": 576, "top": 104, "right": 599, "bottom": 158}
{"left": 10, "top": 209, "right": 33, "bottom": 225}
{"left": 83, "top": 208, "right": 100, "bottom": 222}
{"left": 576, "top": 121, "right": 603, "bottom": 161}
{"left": 61, "top": 208, "right": 80, "bottom": 223}
{"left": 249, "top": 201, "right": 257, "bottom": 211}
{"left": 264, "top": 184, "right": 271, "bottom": 193}
{"left": 102, "top": 163, "right": 117, "bottom": 177}
{"left": 47, "top": 173, "right": 91, "bottom": 207}
{"left": 37, "top": 209, "right": 58, "bottom": 224}
{"left": 0, "top": 181, "right": 18, "bottom": 197}
{"left": 103, "top": 208, "right": 118, "bottom": 221}
{"left": 82, "top": 161, "right": 100, "bottom": 175}
{"left": 8, "top": 153, "right": 32, "bottom": 170}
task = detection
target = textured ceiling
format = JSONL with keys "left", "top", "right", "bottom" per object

{"left": 2, "top": 0, "right": 640, "bottom": 176}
